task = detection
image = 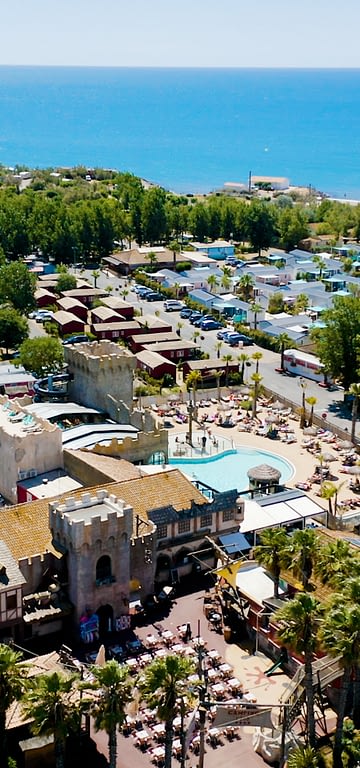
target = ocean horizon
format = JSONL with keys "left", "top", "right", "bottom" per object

{"left": 0, "top": 66, "right": 360, "bottom": 198}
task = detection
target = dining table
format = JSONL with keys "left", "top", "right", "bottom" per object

{"left": 135, "top": 729, "right": 150, "bottom": 746}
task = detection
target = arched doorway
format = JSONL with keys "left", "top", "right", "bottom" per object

{"left": 155, "top": 554, "right": 171, "bottom": 585}
{"left": 96, "top": 604, "right": 114, "bottom": 639}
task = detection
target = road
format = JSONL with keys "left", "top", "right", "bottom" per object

{"left": 75, "top": 268, "right": 355, "bottom": 437}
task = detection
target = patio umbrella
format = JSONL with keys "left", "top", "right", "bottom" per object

{"left": 303, "top": 426, "right": 317, "bottom": 436}
{"left": 338, "top": 439, "right": 354, "bottom": 450}
{"left": 94, "top": 644, "right": 106, "bottom": 667}
{"left": 271, "top": 400, "right": 285, "bottom": 410}
{"left": 346, "top": 466, "right": 360, "bottom": 475}
{"left": 317, "top": 452, "right": 337, "bottom": 463}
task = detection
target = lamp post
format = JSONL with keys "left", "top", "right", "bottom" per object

{"left": 187, "top": 400, "right": 194, "bottom": 446}
{"left": 298, "top": 376, "right": 307, "bottom": 429}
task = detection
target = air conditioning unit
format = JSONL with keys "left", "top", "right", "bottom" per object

{"left": 18, "top": 471, "right": 27, "bottom": 481}
{"left": 29, "top": 469, "right": 37, "bottom": 478}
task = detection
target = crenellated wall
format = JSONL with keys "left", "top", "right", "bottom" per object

{"left": 64, "top": 341, "right": 136, "bottom": 423}
{"left": 88, "top": 428, "right": 168, "bottom": 464}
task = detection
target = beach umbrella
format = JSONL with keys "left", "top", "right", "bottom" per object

{"left": 303, "top": 426, "right": 317, "bottom": 436}
{"left": 94, "top": 644, "right": 106, "bottom": 667}
{"left": 317, "top": 452, "right": 337, "bottom": 463}
{"left": 271, "top": 400, "right": 285, "bottom": 410}
{"left": 338, "top": 439, "right": 354, "bottom": 450}
{"left": 346, "top": 466, "right": 360, "bottom": 475}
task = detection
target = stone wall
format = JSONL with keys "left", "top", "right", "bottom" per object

{"left": 65, "top": 341, "right": 136, "bottom": 423}
{"left": 88, "top": 428, "right": 169, "bottom": 464}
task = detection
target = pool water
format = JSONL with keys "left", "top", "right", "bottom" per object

{"left": 169, "top": 447, "right": 294, "bottom": 492}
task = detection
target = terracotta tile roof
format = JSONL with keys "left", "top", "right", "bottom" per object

{"left": 0, "top": 470, "right": 207, "bottom": 560}
{"left": 66, "top": 451, "right": 146, "bottom": 482}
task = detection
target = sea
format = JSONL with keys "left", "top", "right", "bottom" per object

{"left": 0, "top": 66, "right": 360, "bottom": 198}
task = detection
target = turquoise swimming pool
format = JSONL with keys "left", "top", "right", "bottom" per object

{"left": 169, "top": 446, "right": 294, "bottom": 492}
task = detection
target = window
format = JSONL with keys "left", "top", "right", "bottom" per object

{"left": 157, "top": 524, "right": 168, "bottom": 539}
{"left": 222, "top": 509, "right": 234, "bottom": 522}
{"left": 96, "top": 555, "right": 112, "bottom": 585}
{"left": 178, "top": 519, "right": 190, "bottom": 534}
{"left": 200, "top": 513, "right": 212, "bottom": 528}
{"left": 6, "top": 594, "right": 17, "bottom": 612}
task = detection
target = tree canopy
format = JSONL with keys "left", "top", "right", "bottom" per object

{"left": 0, "top": 307, "right": 28, "bottom": 353}
{"left": 0, "top": 261, "right": 36, "bottom": 314}
{"left": 314, "top": 294, "right": 360, "bottom": 390}
{"left": 18, "top": 336, "right": 64, "bottom": 377}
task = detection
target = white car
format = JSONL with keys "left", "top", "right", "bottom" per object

{"left": 164, "top": 300, "right": 183, "bottom": 312}
{"left": 35, "top": 310, "right": 54, "bottom": 323}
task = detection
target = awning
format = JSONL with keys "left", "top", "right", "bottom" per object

{"left": 219, "top": 532, "right": 251, "bottom": 555}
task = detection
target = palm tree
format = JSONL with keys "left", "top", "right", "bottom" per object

{"left": 222, "top": 353, "right": 233, "bottom": 387}
{"left": 207, "top": 274, "right": 218, "bottom": 294}
{"left": 320, "top": 601, "right": 360, "bottom": 768}
{"left": 349, "top": 383, "right": 360, "bottom": 443}
{"left": 250, "top": 371, "right": 263, "bottom": 418}
{"left": 238, "top": 274, "right": 255, "bottom": 302}
{"left": 287, "top": 745, "right": 320, "bottom": 768}
{"left": 215, "top": 340, "right": 223, "bottom": 359}
{"left": 220, "top": 273, "right": 231, "bottom": 292}
{"left": 275, "top": 593, "right": 323, "bottom": 747}
{"left": 138, "top": 655, "right": 195, "bottom": 768}
{"left": 314, "top": 538, "right": 353, "bottom": 587}
{"left": 252, "top": 350, "right": 263, "bottom": 374}
{"left": 277, "top": 332, "right": 292, "bottom": 371}
{"left": 238, "top": 352, "right": 250, "bottom": 384}
{"left": 192, "top": 329, "right": 200, "bottom": 345}
{"left": 305, "top": 396, "right": 317, "bottom": 427}
{"left": 253, "top": 527, "right": 290, "bottom": 598}
{"left": 0, "top": 644, "right": 28, "bottom": 766}
{"left": 210, "top": 368, "right": 223, "bottom": 401}
{"left": 335, "top": 578, "right": 360, "bottom": 729}
{"left": 176, "top": 321, "right": 183, "bottom": 337}
{"left": 169, "top": 240, "right": 180, "bottom": 270}
{"left": 144, "top": 251, "right": 158, "bottom": 270}
{"left": 295, "top": 293, "right": 310, "bottom": 314}
{"left": 288, "top": 528, "right": 318, "bottom": 590}
{"left": 185, "top": 370, "right": 202, "bottom": 414}
{"left": 22, "top": 671, "right": 81, "bottom": 768}
{"left": 92, "top": 269, "right": 101, "bottom": 287}
{"left": 319, "top": 481, "right": 344, "bottom": 522}
{"left": 88, "top": 660, "right": 132, "bottom": 768}
{"left": 251, "top": 301, "right": 262, "bottom": 331}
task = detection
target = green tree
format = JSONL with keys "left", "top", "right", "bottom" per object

{"left": 277, "top": 332, "right": 292, "bottom": 370}
{"left": 169, "top": 240, "right": 180, "bottom": 270}
{"left": 288, "top": 528, "right": 318, "bottom": 591}
{"left": 237, "top": 273, "right": 255, "bottom": 302}
{"left": 251, "top": 302, "right": 262, "bottom": 331}
{"left": 315, "top": 294, "right": 360, "bottom": 390}
{"left": 185, "top": 370, "right": 202, "bottom": 413}
{"left": 305, "top": 396, "right": 317, "bottom": 427}
{"left": 0, "top": 644, "right": 28, "bottom": 767}
{"left": 349, "top": 383, "right": 360, "bottom": 443}
{"left": 0, "top": 262, "right": 36, "bottom": 314}
{"left": 287, "top": 745, "right": 320, "bottom": 768}
{"left": 92, "top": 269, "right": 100, "bottom": 287}
{"left": 142, "top": 187, "right": 167, "bottom": 244}
{"left": 253, "top": 527, "right": 290, "bottom": 598}
{"left": 276, "top": 594, "right": 323, "bottom": 747}
{"left": 341, "top": 718, "right": 360, "bottom": 768}
{"left": 56, "top": 271, "right": 77, "bottom": 293}
{"left": 252, "top": 350, "right": 263, "bottom": 374}
{"left": 0, "top": 307, "right": 28, "bottom": 354}
{"left": 139, "top": 655, "right": 195, "bottom": 768}
{"left": 87, "top": 661, "right": 132, "bottom": 768}
{"left": 314, "top": 538, "right": 354, "bottom": 587}
{"left": 250, "top": 371, "right": 263, "bottom": 418}
{"left": 22, "top": 671, "right": 81, "bottom": 768}
{"left": 222, "top": 353, "right": 233, "bottom": 387}
{"left": 246, "top": 201, "right": 278, "bottom": 256}
{"left": 18, "top": 336, "right": 64, "bottom": 377}
{"left": 320, "top": 602, "right": 360, "bottom": 768}
{"left": 215, "top": 340, "right": 223, "bottom": 359}
{"left": 207, "top": 274, "right": 218, "bottom": 294}
{"left": 277, "top": 207, "right": 309, "bottom": 252}
{"left": 268, "top": 292, "right": 285, "bottom": 314}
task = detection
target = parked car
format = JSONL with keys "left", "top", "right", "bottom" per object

{"left": 189, "top": 312, "right": 202, "bottom": 324}
{"left": 145, "top": 291, "right": 165, "bottom": 301}
{"left": 36, "top": 311, "right": 54, "bottom": 323}
{"left": 217, "top": 329, "right": 232, "bottom": 340}
{"left": 62, "top": 335, "right": 90, "bottom": 345}
{"left": 134, "top": 284, "right": 151, "bottom": 295}
{"left": 180, "top": 307, "right": 193, "bottom": 319}
{"left": 193, "top": 314, "right": 214, "bottom": 327}
{"left": 164, "top": 300, "right": 183, "bottom": 312}
{"left": 226, "top": 332, "right": 253, "bottom": 346}
{"left": 200, "top": 319, "right": 222, "bottom": 330}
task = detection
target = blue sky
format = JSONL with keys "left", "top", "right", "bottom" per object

{"left": 2, "top": 0, "right": 360, "bottom": 67}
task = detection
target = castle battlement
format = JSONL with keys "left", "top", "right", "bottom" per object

{"left": 49, "top": 489, "right": 134, "bottom": 549}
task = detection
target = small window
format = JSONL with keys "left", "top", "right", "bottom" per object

{"left": 200, "top": 513, "right": 212, "bottom": 528}
{"left": 157, "top": 524, "right": 168, "bottom": 539}
{"left": 178, "top": 519, "right": 190, "bottom": 534}
{"left": 96, "top": 555, "right": 112, "bottom": 585}
{"left": 222, "top": 509, "right": 234, "bottom": 522}
{"left": 6, "top": 594, "right": 17, "bottom": 612}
